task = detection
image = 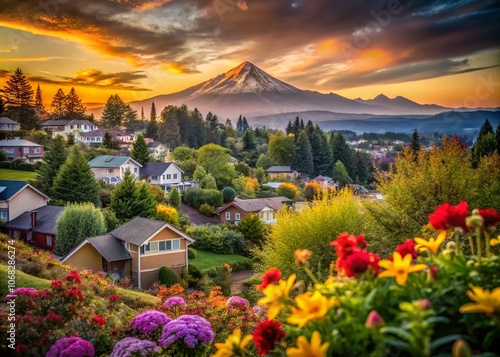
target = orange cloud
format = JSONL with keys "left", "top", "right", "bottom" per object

{"left": 163, "top": 62, "right": 198, "bottom": 74}
{"left": 134, "top": 0, "right": 173, "bottom": 12}
{"left": 316, "top": 38, "right": 340, "bottom": 55}
{"left": 352, "top": 49, "right": 394, "bottom": 72}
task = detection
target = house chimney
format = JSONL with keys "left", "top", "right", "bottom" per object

{"left": 30, "top": 211, "right": 38, "bottom": 227}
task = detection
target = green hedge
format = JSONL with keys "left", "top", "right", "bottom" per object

{"left": 182, "top": 188, "right": 223, "bottom": 209}
{"left": 158, "top": 266, "right": 178, "bottom": 287}
{"left": 186, "top": 225, "right": 246, "bottom": 255}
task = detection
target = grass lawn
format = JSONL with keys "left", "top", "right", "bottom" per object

{"left": 190, "top": 249, "right": 251, "bottom": 271}
{"left": 0, "top": 169, "right": 37, "bottom": 181}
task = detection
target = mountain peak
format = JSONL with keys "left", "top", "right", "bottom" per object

{"left": 374, "top": 94, "right": 390, "bottom": 100}
{"left": 191, "top": 61, "right": 299, "bottom": 96}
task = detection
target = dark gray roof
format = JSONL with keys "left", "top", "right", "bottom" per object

{"left": 215, "top": 197, "right": 291, "bottom": 214}
{"left": 87, "top": 235, "right": 131, "bottom": 262}
{"left": 147, "top": 142, "right": 163, "bottom": 148}
{"left": 42, "top": 119, "right": 95, "bottom": 126}
{"left": 140, "top": 162, "right": 172, "bottom": 176}
{"left": 110, "top": 217, "right": 167, "bottom": 245}
{"left": 0, "top": 139, "right": 42, "bottom": 147}
{"left": 2, "top": 205, "right": 64, "bottom": 234}
{"left": 0, "top": 117, "right": 18, "bottom": 124}
{"left": 266, "top": 166, "right": 293, "bottom": 173}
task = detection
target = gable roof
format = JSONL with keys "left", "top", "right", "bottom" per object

{"left": 42, "top": 119, "right": 96, "bottom": 127}
{"left": 0, "top": 139, "right": 42, "bottom": 147}
{"left": 147, "top": 142, "right": 164, "bottom": 148}
{"left": 2, "top": 205, "right": 64, "bottom": 234}
{"left": 88, "top": 155, "right": 142, "bottom": 168}
{"left": 79, "top": 129, "right": 127, "bottom": 138}
{"left": 110, "top": 217, "right": 194, "bottom": 246}
{"left": 140, "top": 162, "right": 184, "bottom": 176}
{"left": 266, "top": 166, "right": 293, "bottom": 173}
{"left": 87, "top": 235, "right": 131, "bottom": 262}
{"left": 0, "top": 180, "right": 50, "bottom": 201}
{"left": 215, "top": 197, "right": 291, "bottom": 214}
{"left": 0, "top": 117, "right": 18, "bottom": 125}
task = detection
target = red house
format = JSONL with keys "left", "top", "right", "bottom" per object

{"left": 2, "top": 205, "right": 64, "bottom": 250}
{"left": 0, "top": 138, "right": 44, "bottom": 162}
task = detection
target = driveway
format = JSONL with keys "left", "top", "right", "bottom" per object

{"left": 180, "top": 203, "right": 219, "bottom": 226}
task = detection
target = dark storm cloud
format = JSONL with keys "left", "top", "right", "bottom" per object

{"left": 0, "top": 0, "right": 499, "bottom": 87}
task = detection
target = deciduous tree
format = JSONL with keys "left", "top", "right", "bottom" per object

{"left": 268, "top": 132, "right": 295, "bottom": 166}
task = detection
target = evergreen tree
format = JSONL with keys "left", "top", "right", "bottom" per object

{"left": 54, "top": 203, "right": 106, "bottom": 256}
{"left": 189, "top": 108, "right": 206, "bottom": 148}
{"left": 110, "top": 170, "right": 155, "bottom": 221}
{"left": 63, "top": 87, "right": 86, "bottom": 118}
{"left": 123, "top": 105, "right": 138, "bottom": 130}
{"left": 472, "top": 119, "right": 496, "bottom": 167}
{"left": 35, "top": 84, "right": 45, "bottom": 116}
{"left": 332, "top": 160, "right": 352, "bottom": 188}
{"left": 168, "top": 186, "right": 181, "bottom": 210}
{"left": 66, "top": 132, "right": 75, "bottom": 146}
{"left": 51, "top": 88, "right": 66, "bottom": 119}
{"left": 158, "top": 105, "right": 181, "bottom": 148}
{"left": 2, "top": 68, "right": 33, "bottom": 108}
{"left": 236, "top": 115, "right": 244, "bottom": 131}
{"left": 100, "top": 94, "right": 130, "bottom": 129}
{"left": 411, "top": 129, "right": 421, "bottom": 160}
{"left": 286, "top": 121, "right": 293, "bottom": 135}
{"left": 0, "top": 97, "right": 5, "bottom": 114}
{"left": 294, "top": 130, "right": 314, "bottom": 175}
{"left": 242, "top": 117, "right": 249, "bottom": 131}
{"left": 102, "top": 131, "right": 115, "bottom": 149}
{"left": 141, "top": 106, "right": 145, "bottom": 125}
{"left": 330, "top": 133, "right": 354, "bottom": 178}
{"left": 52, "top": 146, "right": 101, "bottom": 206}
{"left": 496, "top": 122, "right": 500, "bottom": 153}
{"left": 33, "top": 135, "right": 68, "bottom": 195}
{"left": 150, "top": 102, "right": 157, "bottom": 122}
{"left": 205, "top": 111, "right": 220, "bottom": 144}
{"left": 237, "top": 213, "right": 265, "bottom": 245}
{"left": 131, "top": 134, "right": 149, "bottom": 165}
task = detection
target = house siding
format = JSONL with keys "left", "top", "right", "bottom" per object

{"left": 8, "top": 188, "right": 48, "bottom": 221}
{"left": 64, "top": 243, "right": 103, "bottom": 273}
{"left": 218, "top": 206, "right": 248, "bottom": 223}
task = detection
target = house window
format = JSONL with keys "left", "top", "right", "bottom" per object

{"left": 152, "top": 176, "right": 158, "bottom": 180}
{"left": 4, "top": 148, "right": 13, "bottom": 153}
{"left": 34, "top": 147, "right": 41, "bottom": 153}
{"left": 235, "top": 213, "right": 240, "bottom": 221}
{"left": 24, "top": 147, "right": 29, "bottom": 153}
{"left": 70, "top": 125, "right": 74, "bottom": 129}
{"left": 108, "top": 168, "right": 114, "bottom": 174}
{"left": 134, "top": 168, "right": 138, "bottom": 173}
{"left": 142, "top": 239, "right": 181, "bottom": 254}
{"left": 124, "top": 242, "right": 130, "bottom": 250}
{"left": 46, "top": 235, "right": 53, "bottom": 246}
{"left": 166, "top": 174, "right": 171, "bottom": 179}
{"left": 0, "top": 209, "right": 8, "bottom": 222}
{"left": 84, "top": 125, "right": 88, "bottom": 129}
{"left": 226, "top": 212, "right": 231, "bottom": 220}
{"left": 162, "top": 175, "right": 165, "bottom": 180}
{"left": 173, "top": 174, "right": 178, "bottom": 179}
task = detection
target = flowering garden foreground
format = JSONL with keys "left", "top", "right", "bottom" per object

{"left": 2, "top": 202, "right": 500, "bottom": 356}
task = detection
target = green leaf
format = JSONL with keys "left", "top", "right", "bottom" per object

{"left": 380, "top": 326, "right": 413, "bottom": 341}
{"left": 430, "top": 334, "right": 462, "bottom": 350}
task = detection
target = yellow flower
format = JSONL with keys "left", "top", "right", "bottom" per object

{"left": 258, "top": 274, "right": 296, "bottom": 320}
{"left": 212, "top": 329, "right": 253, "bottom": 357}
{"left": 378, "top": 252, "right": 427, "bottom": 285}
{"left": 286, "top": 331, "right": 330, "bottom": 357}
{"left": 287, "top": 291, "right": 337, "bottom": 327}
{"left": 490, "top": 236, "right": 500, "bottom": 246}
{"left": 459, "top": 286, "right": 500, "bottom": 315}
{"left": 414, "top": 231, "right": 447, "bottom": 254}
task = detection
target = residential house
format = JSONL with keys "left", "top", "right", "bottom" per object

{"left": 140, "top": 162, "right": 185, "bottom": 191}
{"left": 88, "top": 155, "right": 142, "bottom": 184}
{"left": 266, "top": 166, "right": 299, "bottom": 179}
{"left": 311, "top": 175, "right": 334, "bottom": 187}
{"left": 0, "top": 117, "right": 21, "bottom": 131}
{"left": 1, "top": 205, "right": 64, "bottom": 250}
{"left": 41, "top": 119, "right": 98, "bottom": 139}
{"left": 62, "top": 217, "right": 194, "bottom": 289}
{"left": 0, "top": 180, "right": 50, "bottom": 223}
{"left": 79, "top": 129, "right": 136, "bottom": 148}
{"left": 214, "top": 197, "right": 291, "bottom": 224}
{"left": 0, "top": 138, "right": 43, "bottom": 162}
{"left": 147, "top": 142, "right": 169, "bottom": 161}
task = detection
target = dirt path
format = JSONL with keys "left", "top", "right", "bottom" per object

{"left": 230, "top": 270, "right": 253, "bottom": 295}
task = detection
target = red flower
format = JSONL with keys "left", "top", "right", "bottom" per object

{"left": 63, "top": 286, "right": 84, "bottom": 301}
{"left": 257, "top": 268, "right": 281, "bottom": 290}
{"left": 45, "top": 311, "right": 64, "bottom": 324}
{"left": 395, "top": 239, "right": 418, "bottom": 260}
{"left": 330, "top": 233, "right": 367, "bottom": 258}
{"left": 253, "top": 318, "right": 285, "bottom": 356}
{"left": 51, "top": 280, "right": 64, "bottom": 289}
{"left": 342, "top": 251, "right": 380, "bottom": 277}
{"left": 65, "top": 269, "right": 82, "bottom": 284}
{"left": 16, "top": 344, "right": 27, "bottom": 355}
{"left": 109, "top": 294, "right": 119, "bottom": 303}
{"left": 478, "top": 208, "right": 500, "bottom": 228}
{"left": 429, "top": 202, "right": 469, "bottom": 231}
{"left": 92, "top": 315, "right": 105, "bottom": 327}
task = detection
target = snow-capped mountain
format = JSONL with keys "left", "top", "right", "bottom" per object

{"left": 90, "top": 62, "right": 452, "bottom": 120}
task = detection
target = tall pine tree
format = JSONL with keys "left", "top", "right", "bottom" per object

{"left": 294, "top": 130, "right": 314, "bottom": 175}
{"left": 35, "top": 84, "right": 45, "bottom": 116}
{"left": 63, "top": 87, "right": 86, "bottom": 119}
{"left": 51, "top": 89, "right": 66, "bottom": 119}
{"left": 158, "top": 105, "right": 181, "bottom": 148}
{"left": 472, "top": 119, "right": 495, "bottom": 167}
{"left": 131, "top": 134, "right": 150, "bottom": 165}
{"left": 411, "top": 129, "right": 421, "bottom": 161}
{"left": 33, "top": 135, "right": 68, "bottom": 196}
{"left": 2, "top": 68, "right": 37, "bottom": 129}
{"left": 52, "top": 146, "right": 101, "bottom": 206}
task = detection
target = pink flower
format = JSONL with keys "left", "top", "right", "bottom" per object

{"left": 365, "top": 310, "right": 385, "bottom": 329}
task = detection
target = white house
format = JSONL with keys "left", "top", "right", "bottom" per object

{"left": 79, "top": 129, "right": 136, "bottom": 147}
{"left": 0, "top": 117, "right": 21, "bottom": 131}
{"left": 41, "top": 119, "right": 98, "bottom": 139}
{"left": 88, "top": 155, "right": 142, "bottom": 184}
{"left": 140, "top": 162, "right": 185, "bottom": 191}
{"left": 147, "top": 142, "right": 170, "bottom": 161}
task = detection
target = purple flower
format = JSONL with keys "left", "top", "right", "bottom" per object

{"left": 252, "top": 305, "right": 267, "bottom": 316}
{"left": 46, "top": 337, "right": 95, "bottom": 357}
{"left": 226, "top": 296, "right": 250, "bottom": 309}
{"left": 128, "top": 310, "right": 171, "bottom": 335}
{"left": 5, "top": 287, "right": 38, "bottom": 300}
{"left": 160, "top": 315, "right": 214, "bottom": 348}
{"left": 110, "top": 337, "right": 160, "bottom": 357}
{"left": 164, "top": 296, "right": 186, "bottom": 308}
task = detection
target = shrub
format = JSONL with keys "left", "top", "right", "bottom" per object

{"left": 199, "top": 203, "right": 214, "bottom": 216}
{"left": 0, "top": 161, "right": 10, "bottom": 168}
{"left": 277, "top": 182, "right": 299, "bottom": 200}
{"left": 159, "top": 266, "right": 178, "bottom": 287}
{"left": 222, "top": 186, "right": 236, "bottom": 203}
{"left": 182, "top": 188, "right": 223, "bottom": 209}
{"left": 237, "top": 214, "right": 265, "bottom": 245}
{"left": 156, "top": 204, "right": 180, "bottom": 226}
{"left": 188, "top": 247, "right": 197, "bottom": 259}
{"left": 9, "top": 157, "right": 24, "bottom": 169}
{"left": 17, "top": 162, "right": 36, "bottom": 171}
{"left": 187, "top": 225, "right": 246, "bottom": 255}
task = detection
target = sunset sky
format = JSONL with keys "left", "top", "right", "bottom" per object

{"left": 0, "top": 0, "right": 499, "bottom": 111}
